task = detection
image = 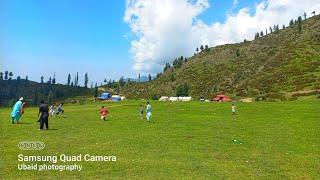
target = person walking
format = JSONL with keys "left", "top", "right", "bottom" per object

{"left": 38, "top": 100, "right": 49, "bottom": 130}
{"left": 146, "top": 102, "right": 152, "bottom": 122}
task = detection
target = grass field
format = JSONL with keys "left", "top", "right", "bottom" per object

{"left": 0, "top": 99, "right": 319, "bottom": 179}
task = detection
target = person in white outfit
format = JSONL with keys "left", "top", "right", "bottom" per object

{"left": 146, "top": 102, "right": 152, "bottom": 122}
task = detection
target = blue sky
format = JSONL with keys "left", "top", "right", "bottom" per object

{"left": 0, "top": 0, "right": 284, "bottom": 84}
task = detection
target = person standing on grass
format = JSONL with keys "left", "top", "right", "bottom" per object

{"left": 10, "top": 97, "right": 24, "bottom": 124}
{"left": 38, "top": 100, "right": 49, "bottom": 130}
{"left": 232, "top": 103, "right": 236, "bottom": 115}
{"left": 146, "top": 102, "right": 152, "bottom": 122}
{"left": 100, "top": 106, "right": 109, "bottom": 121}
{"left": 139, "top": 105, "right": 144, "bottom": 119}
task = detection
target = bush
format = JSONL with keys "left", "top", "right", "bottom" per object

{"left": 176, "top": 84, "right": 189, "bottom": 97}
{"left": 255, "top": 96, "right": 266, "bottom": 101}
{"left": 151, "top": 94, "right": 160, "bottom": 100}
{"left": 288, "top": 96, "right": 298, "bottom": 101}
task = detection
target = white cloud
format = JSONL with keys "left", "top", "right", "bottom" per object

{"left": 124, "top": 0, "right": 320, "bottom": 74}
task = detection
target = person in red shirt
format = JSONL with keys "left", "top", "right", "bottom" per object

{"left": 100, "top": 106, "right": 109, "bottom": 121}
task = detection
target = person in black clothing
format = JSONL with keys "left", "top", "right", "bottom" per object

{"left": 38, "top": 100, "right": 49, "bottom": 130}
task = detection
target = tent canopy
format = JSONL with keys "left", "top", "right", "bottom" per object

{"left": 99, "top": 92, "right": 111, "bottom": 100}
{"left": 212, "top": 94, "right": 231, "bottom": 102}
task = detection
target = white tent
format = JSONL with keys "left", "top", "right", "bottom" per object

{"left": 159, "top": 96, "right": 169, "bottom": 101}
{"left": 169, "top": 97, "right": 179, "bottom": 102}
{"left": 178, "top": 97, "right": 192, "bottom": 101}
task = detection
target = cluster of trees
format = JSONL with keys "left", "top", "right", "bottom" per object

{"left": 0, "top": 71, "right": 14, "bottom": 80}
{"left": 255, "top": 24, "right": 282, "bottom": 39}
{"left": 196, "top": 45, "right": 210, "bottom": 54}
{"left": 254, "top": 11, "right": 315, "bottom": 39}
{"left": 0, "top": 71, "right": 30, "bottom": 86}
{"left": 176, "top": 84, "right": 189, "bottom": 96}
{"left": 163, "top": 56, "right": 189, "bottom": 73}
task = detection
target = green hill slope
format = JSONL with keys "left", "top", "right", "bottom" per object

{"left": 0, "top": 80, "right": 91, "bottom": 106}
{"left": 120, "top": 15, "right": 320, "bottom": 100}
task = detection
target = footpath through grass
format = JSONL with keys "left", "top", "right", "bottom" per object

{"left": 0, "top": 100, "right": 319, "bottom": 179}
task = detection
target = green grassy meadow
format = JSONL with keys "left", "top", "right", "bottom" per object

{"left": 0, "top": 99, "right": 319, "bottom": 179}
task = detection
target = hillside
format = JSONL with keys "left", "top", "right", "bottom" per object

{"left": 119, "top": 15, "right": 320, "bottom": 100}
{"left": 0, "top": 79, "right": 92, "bottom": 106}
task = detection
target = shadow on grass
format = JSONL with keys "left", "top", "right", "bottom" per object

{"left": 15, "top": 122, "right": 32, "bottom": 125}
{"left": 38, "top": 129, "right": 58, "bottom": 131}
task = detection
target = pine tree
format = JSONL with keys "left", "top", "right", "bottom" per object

{"left": 67, "top": 74, "right": 71, "bottom": 86}
{"left": 94, "top": 83, "right": 98, "bottom": 97}
{"left": 303, "top": 12, "right": 307, "bottom": 20}
{"left": 4, "top": 71, "right": 8, "bottom": 80}
{"left": 0, "top": 72, "right": 3, "bottom": 80}
{"left": 297, "top": 16, "right": 302, "bottom": 33}
{"left": 138, "top": 73, "right": 141, "bottom": 82}
{"left": 289, "top": 19, "right": 294, "bottom": 26}
{"left": 41, "top": 76, "right": 44, "bottom": 83}
{"left": 84, "top": 73, "right": 89, "bottom": 88}
{"left": 200, "top": 45, "right": 204, "bottom": 52}
{"left": 148, "top": 74, "right": 152, "bottom": 82}
{"left": 254, "top": 32, "right": 260, "bottom": 39}
{"left": 8, "top": 72, "right": 13, "bottom": 80}
{"left": 205, "top": 45, "right": 209, "bottom": 51}
{"left": 108, "top": 79, "right": 112, "bottom": 87}
{"left": 76, "top": 72, "right": 79, "bottom": 86}
{"left": 52, "top": 73, "right": 56, "bottom": 84}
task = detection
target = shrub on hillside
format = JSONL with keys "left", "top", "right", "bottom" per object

{"left": 151, "top": 94, "right": 160, "bottom": 100}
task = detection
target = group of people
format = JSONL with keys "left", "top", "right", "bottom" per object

{"left": 98, "top": 102, "right": 152, "bottom": 122}
{"left": 11, "top": 96, "right": 234, "bottom": 130}
{"left": 10, "top": 97, "right": 65, "bottom": 130}
{"left": 48, "top": 103, "right": 65, "bottom": 118}
{"left": 139, "top": 102, "right": 152, "bottom": 122}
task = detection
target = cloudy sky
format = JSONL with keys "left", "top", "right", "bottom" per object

{"left": 1, "top": 0, "right": 319, "bottom": 85}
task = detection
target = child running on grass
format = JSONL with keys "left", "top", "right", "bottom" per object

{"left": 232, "top": 103, "right": 236, "bottom": 115}
{"left": 100, "top": 106, "right": 109, "bottom": 121}
{"left": 56, "top": 103, "right": 64, "bottom": 116}
{"left": 139, "top": 105, "right": 144, "bottom": 119}
{"left": 49, "top": 103, "right": 56, "bottom": 118}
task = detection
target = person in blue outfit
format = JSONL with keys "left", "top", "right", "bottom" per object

{"left": 10, "top": 97, "right": 24, "bottom": 124}
{"left": 146, "top": 102, "right": 152, "bottom": 122}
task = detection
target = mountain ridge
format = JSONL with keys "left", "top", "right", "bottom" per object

{"left": 118, "top": 14, "right": 320, "bottom": 100}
